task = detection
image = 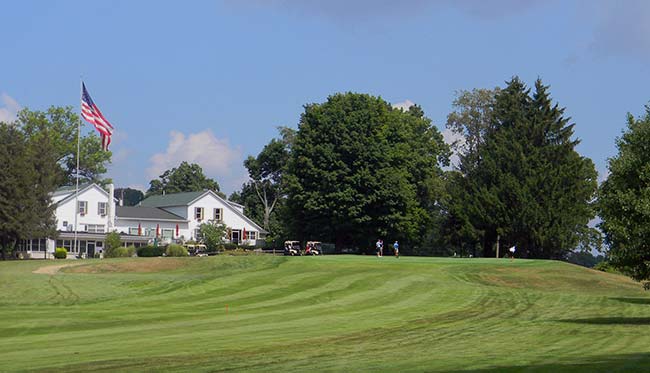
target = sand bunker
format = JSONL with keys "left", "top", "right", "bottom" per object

{"left": 32, "top": 262, "right": 84, "bottom": 275}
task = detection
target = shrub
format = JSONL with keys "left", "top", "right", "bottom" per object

{"left": 223, "top": 243, "right": 238, "bottom": 250}
{"left": 113, "top": 246, "right": 136, "bottom": 258}
{"left": 199, "top": 222, "right": 227, "bottom": 252}
{"left": 165, "top": 244, "right": 188, "bottom": 257}
{"left": 594, "top": 260, "right": 621, "bottom": 274}
{"left": 54, "top": 247, "right": 68, "bottom": 259}
{"left": 104, "top": 231, "right": 122, "bottom": 258}
{"left": 136, "top": 245, "right": 165, "bottom": 257}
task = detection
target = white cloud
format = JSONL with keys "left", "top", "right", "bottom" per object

{"left": 441, "top": 128, "right": 466, "bottom": 168}
{"left": 391, "top": 99, "right": 415, "bottom": 111}
{"left": 597, "top": 166, "right": 610, "bottom": 184}
{"left": 147, "top": 130, "right": 244, "bottom": 193}
{"left": 0, "top": 93, "right": 21, "bottom": 123}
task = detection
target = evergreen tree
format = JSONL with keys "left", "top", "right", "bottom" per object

{"left": 0, "top": 122, "right": 59, "bottom": 258}
{"left": 599, "top": 106, "right": 650, "bottom": 288}
{"left": 446, "top": 78, "right": 598, "bottom": 258}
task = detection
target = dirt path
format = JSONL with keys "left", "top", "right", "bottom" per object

{"left": 33, "top": 262, "right": 83, "bottom": 275}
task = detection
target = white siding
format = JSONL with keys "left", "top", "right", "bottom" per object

{"left": 160, "top": 206, "right": 188, "bottom": 219}
{"left": 187, "top": 193, "right": 262, "bottom": 243}
{"left": 55, "top": 185, "right": 110, "bottom": 232}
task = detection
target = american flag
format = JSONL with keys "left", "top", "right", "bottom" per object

{"left": 81, "top": 82, "right": 114, "bottom": 151}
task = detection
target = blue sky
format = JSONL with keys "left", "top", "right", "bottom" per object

{"left": 1, "top": 0, "right": 649, "bottom": 194}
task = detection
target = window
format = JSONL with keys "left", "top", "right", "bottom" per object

{"left": 128, "top": 227, "right": 139, "bottom": 235}
{"left": 98, "top": 202, "right": 107, "bottom": 216}
{"left": 213, "top": 208, "right": 223, "bottom": 222}
{"left": 78, "top": 201, "right": 88, "bottom": 215}
{"left": 162, "top": 229, "right": 173, "bottom": 239}
{"left": 194, "top": 229, "right": 202, "bottom": 240}
{"left": 28, "top": 239, "right": 46, "bottom": 251}
{"left": 195, "top": 207, "right": 204, "bottom": 220}
{"left": 62, "top": 221, "right": 68, "bottom": 227}
{"left": 248, "top": 231, "right": 257, "bottom": 241}
{"left": 86, "top": 224, "right": 105, "bottom": 233}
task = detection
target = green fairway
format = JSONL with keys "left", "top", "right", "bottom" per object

{"left": 1, "top": 255, "right": 650, "bottom": 372}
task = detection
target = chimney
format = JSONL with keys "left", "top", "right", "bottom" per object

{"left": 108, "top": 184, "right": 116, "bottom": 229}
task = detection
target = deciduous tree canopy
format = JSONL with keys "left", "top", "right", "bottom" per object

{"left": 16, "top": 106, "right": 112, "bottom": 185}
{"left": 114, "top": 187, "right": 145, "bottom": 206}
{"left": 599, "top": 105, "right": 650, "bottom": 288}
{"left": 285, "top": 92, "right": 449, "bottom": 250}
{"left": 146, "top": 161, "right": 223, "bottom": 198}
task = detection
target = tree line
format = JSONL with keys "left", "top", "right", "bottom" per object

{"left": 2, "top": 76, "right": 650, "bottom": 288}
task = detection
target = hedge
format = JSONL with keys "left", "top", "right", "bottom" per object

{"left": 165, "top": 244, "right": 188, "bottom": 257}
{"left": 136, "top": 245, "right": 165, "bottom": 257}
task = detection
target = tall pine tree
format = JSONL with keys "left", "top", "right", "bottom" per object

{"left": 446, "top": 78, "right": 597, "bottom": 258}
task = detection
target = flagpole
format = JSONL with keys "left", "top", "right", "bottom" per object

{"left": 74, "top": 78, "right": 82, "bottom": 257}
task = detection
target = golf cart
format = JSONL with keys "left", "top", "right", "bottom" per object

{"left": 186, "top": 244, "right": 208, "bottom": 256}
{"left": 284, "top": 241, "right": 301, "bottom": 256}
{"left": 305, "top": 241, "right": 322, "bottom": 255}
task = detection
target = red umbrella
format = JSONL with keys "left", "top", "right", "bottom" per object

{"left": 242, "top": 227, "right": 247, "bottom": 241}
{"left": 175, "top": 223, "right": 179, "bottom": 237}
{"left": 138, "top": 223, "right": 142, "bottom": 236}
{"left": 156, "top": 224, "right": 160, "bottom": 237}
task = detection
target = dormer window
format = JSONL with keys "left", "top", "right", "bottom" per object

{"left": 195, "top": 207, "right": 204, "bottom": 221}
{"left": 78, "top": 201, "right": 87, "bottom": 216}
{"left": 98, "top": 202, "right": 107, "bottom": 216}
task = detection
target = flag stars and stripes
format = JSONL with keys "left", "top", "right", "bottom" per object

{"left": 81, "top": 82, "right": 114, "bottom": 151}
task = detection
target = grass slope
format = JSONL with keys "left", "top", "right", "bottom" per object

{"left": 1, "top": 256, "right": 649, "bottom": 372}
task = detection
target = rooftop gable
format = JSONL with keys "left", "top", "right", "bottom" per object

{"left": 55, "top": 183, "right": 109, "bottom": 206}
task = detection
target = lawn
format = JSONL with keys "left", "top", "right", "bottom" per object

{"left": 1, "top": 255, "right": 649, "bottom": 372}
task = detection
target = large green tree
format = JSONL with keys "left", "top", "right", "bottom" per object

{"left": 242, "top": 127, "right": 293, "bottom": 233}
{"left": 285, "top": 93, "right": 449, "bottom": 250}
{"left": 146, "top": 161, "right": 224, "bottom": 198}
{"left": 446, "top": 88, "right": 500, "bottom": 170}
{"left": 445, "top": 78, "right": 598, "bottom": 259}
{"left": 17, "top": 106, "right": 112, "bottom": 185}
{"left": 114, "top": 187, "right": 145, "bottom": 206}
{"left": 0, "top": 122, "right": 59, "bottom": 258}
{"left": 599, "top": 105, "right": 650, "bottom": 288}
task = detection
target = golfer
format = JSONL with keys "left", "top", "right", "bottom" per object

{"left": 376, "top": 239, "right": 382, "bottom": 257}
{"left": 393, "top": 241, "right": 399, "bottom": 258}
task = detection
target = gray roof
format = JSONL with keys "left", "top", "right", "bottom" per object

{"left": 139, "top": 190, "right": 267, "bottom": 233}
{"left": 53, "top": 183, "right": 92, "bottom": 196}
{"left": 116, "top": 206, "right": 186, "bottom": 221}
{"left": 139, "top": 191, "right": 205, "bottom": 207}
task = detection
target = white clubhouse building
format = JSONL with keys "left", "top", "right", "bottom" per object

{"left": 17, "top": 183, "right": 266, "bottom": 259}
